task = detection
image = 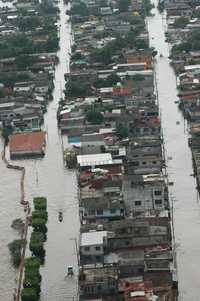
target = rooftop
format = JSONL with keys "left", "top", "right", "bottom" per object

{"left": 9, "top": 131, "right": 45, "bottom": 153}
{"left": 80, "top": 230, "right": 108, "bottom": 247}
{"left": 77, "top": 153, "right": 122, "bottom": 167}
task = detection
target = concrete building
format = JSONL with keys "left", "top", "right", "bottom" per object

{"left": 80, "top": 230, "right": 108, "bottom": 264}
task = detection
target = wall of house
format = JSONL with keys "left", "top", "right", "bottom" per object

{"left": 123, "top": 183, "right": 166, "bottom": 212}
{"left": 80, "top": 278, "right": 118, "bottom": 298}
{"left": 81, "top": 141, "right": 105, "bottom": 155}
{"left": 82, "top": 207, "right": 125, "bottom": 219}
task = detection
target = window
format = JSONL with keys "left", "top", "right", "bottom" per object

{"left": 154, "top": 190, "right": 162, "bottom": 196}
{"left": 110, "top": 209, "right": 116, "bottom": 214}
{"left": 142, "top": 161, "right": 146, "bottom": 165}
{"left": 97, "top": 209, "right": 103, "bottom": 215}
{"left": 84, "top": 246, "right": 90, "bottom": 251}
{"left": 96, "top": 255, "right": 101, "bottom": 261}
{"left": 155, "top": 199, "right": 162, "bottom": 205}
{"left": 89, "top": 209, "right": 95, "bottom": 215}
{"left": 135, "top": 201, "right": 141, "bottom": 206}
{"left": 152, "top": 161, "right": 157, "bottom": 164}
{"left": 95, "top": 246, "right": 101, "bottom": 251}
{"left": 132, "top": 161, "right": 139, "bottom": 166}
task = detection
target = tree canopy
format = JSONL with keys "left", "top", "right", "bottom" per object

{"left": 86, "top": 110, "right": 104, "bottom": 124}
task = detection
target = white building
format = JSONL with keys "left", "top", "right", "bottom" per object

{"left": 80, "top": 230, "right": 108, "bottom": 264}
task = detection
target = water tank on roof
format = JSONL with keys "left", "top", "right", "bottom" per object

{"left": 97, "top": 224, "right": 103, "bottom": 231}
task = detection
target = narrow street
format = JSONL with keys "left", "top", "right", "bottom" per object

{"left": 147, "top": 2, "right": 200, "bottom": 300}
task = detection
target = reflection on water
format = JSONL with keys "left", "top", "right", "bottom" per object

{"left": 0, "top": 0, "right": 79, "bottom": 300}
{"left": 147, "top": 3, "right": 200, "bottom": 301}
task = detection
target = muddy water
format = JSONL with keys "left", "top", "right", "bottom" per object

{"left": 0, "top": 0, "right": 79, "bottom": 300}
{"left": 147, "top": 4, "right": 200, "bottom": 301}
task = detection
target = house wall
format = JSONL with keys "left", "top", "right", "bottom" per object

{"left": 81, "top": 244, "right": 104, "bottom": 256}
{"left": 81, "top": 141, "right": 105, "bottom": 155}
{"left": 80, "top": 207, "right": 125, "bottom": 220}
{"left": 80, "top": 278, "right": 118, "bottom": 298}
{"left": 123, "top": 182, "right": 166, "bottom": 212}
{"left": 108, "top": 235, "right": 169, "bottom": 251}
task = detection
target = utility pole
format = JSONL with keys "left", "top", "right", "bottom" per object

{"left": 70, "top": 237, "right": 80, "bottom": 266}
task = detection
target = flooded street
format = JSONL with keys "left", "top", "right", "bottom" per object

{"left": 1, "top": 0, "right": 200, "bottom": 299}
{"left": 148, "top": 2, "right": 200, "bottom": 300}
{"left": 0, "top": 0, "right": 79, "bottom": 300}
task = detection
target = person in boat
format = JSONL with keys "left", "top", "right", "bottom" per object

{"left": 67, "top": 266, "right": 74, "bottom": 276}
{"left": 58, "top": 211, "right": 63, "bottom": 222}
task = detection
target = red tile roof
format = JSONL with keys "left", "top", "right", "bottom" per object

{"left": 113, "top": 86, "right": 132, "bottom": 95}
{"left": 9, "top": 131, "right": 45, "bottom": 152}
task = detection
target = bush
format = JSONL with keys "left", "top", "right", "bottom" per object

{"left": 30, "top": 232, "right": 45, "bottom": 258}
{"left": 21, "top": 288, "right": 38, "bottom": 301}
{"left": 25, "top": 257, "right": 41, "bottom": 270}
{"left": 32, "top": 218, "right": 47, "bottom": 234}
{"left": 23, "top": 275, "right": 41, "bottom": 296}
{"left": 25, "top": 268, "right": 41, "bottom": 283}
{"left": 32, "top": 210, "right": 48, "bottom": 222}
{"left": 33, "top": 197, "right": 47, "bottom": 211}
{"left": 8, "top": 239, "right": 23, "bottom": 267}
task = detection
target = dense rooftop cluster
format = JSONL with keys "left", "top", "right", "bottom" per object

{"left": 0, "top": 0, "right": 59, "bottom": 142}
{"left": 59, "top": 0, "right": 179, "bottom": 300}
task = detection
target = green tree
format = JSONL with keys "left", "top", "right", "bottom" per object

{"left": 8, "top": 239, "right": 23, "bottom": 267}
{"left": 71, "top": 2, "right": 89, "bottom": 16}
{"left": 21, "top": 288, "right": 38, "bottom": 301}
{"left": 33, "top": 197, "right": 47, "bottom": 211}
{"left": 86, "top": 110, "right": 104, "bottom": 124}
{"left": 32, "top": 210, "right": 48, "bottom": 222}
{"left": 32, "top": 218, "right": 47, "bottom": 234}
{"left": 15, "top": 55, "right": 37, "bottom": 69}
{"left": 174, "top": 17, "right": 189, "bottom": 28}
{"left": 2, "top": 125, "right": 13, "bottom": 144}
{"left": 106, "top": 73, "right": 121, "bottom": 86}
{"left": 116, "top": 125, "right": 128, "bottom": 139}
{"left": 30, "top": 231, "right": 45, "bottom": 257}
{"left": 118, "top": 0, "right": 131, "bottom": 12}
{"left": 25, "top": 257, "right": 41, "bottom": 270}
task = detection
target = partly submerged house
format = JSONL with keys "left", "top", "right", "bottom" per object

{"left": 9, "top": 131, "right": 46, "bottom": 159}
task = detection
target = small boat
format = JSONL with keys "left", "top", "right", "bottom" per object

{"left": 67, "top": 266, "right": 74, "bottom": 276}
{"left": 58, "top": 211, "right": 63, "bottom": 222}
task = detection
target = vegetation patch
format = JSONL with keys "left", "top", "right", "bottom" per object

{"left": 8, "top": 239, "right": 24, "bottom": 267}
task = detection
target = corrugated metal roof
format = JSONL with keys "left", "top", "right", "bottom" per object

{"left": 77, "top": 153, "right": 112, "bottom": 167}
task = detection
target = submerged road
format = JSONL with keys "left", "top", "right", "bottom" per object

{"left": 147, "top": 3, "right": 200, "bottom": 301}
{"left": 0, "top": 0, "right": 79, "bottom": 300}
